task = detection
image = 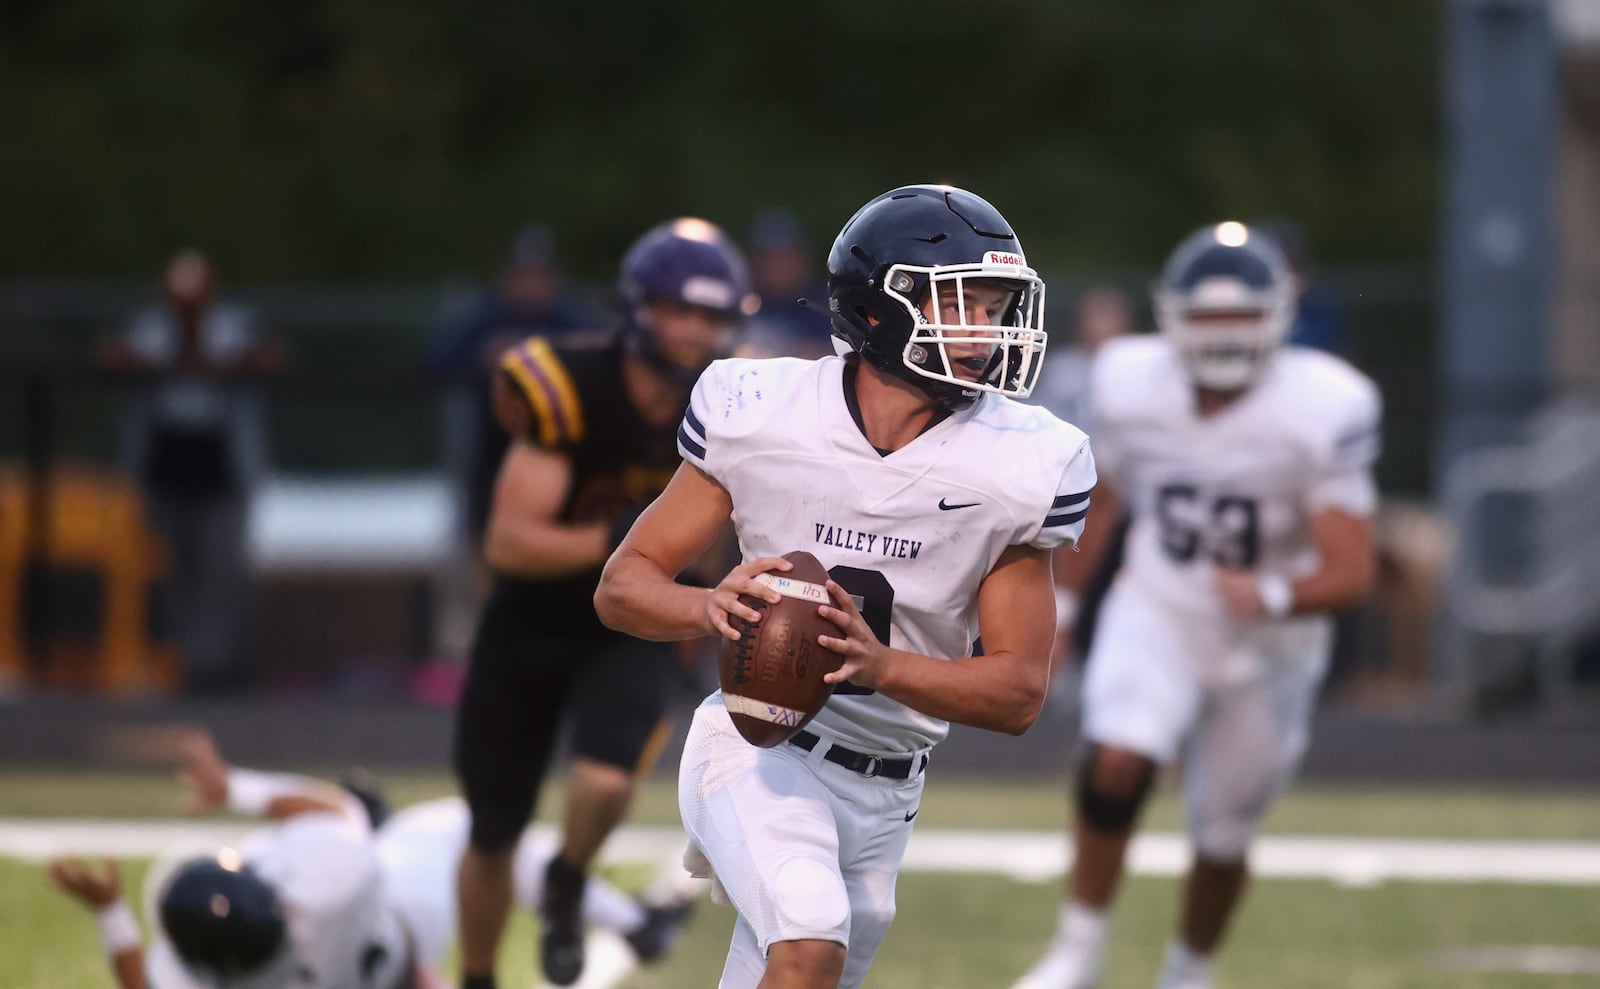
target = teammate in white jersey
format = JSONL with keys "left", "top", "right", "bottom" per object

{"left": 47, "top": 731, "right": 697, "bottom": 989}
{"left": 1010, "top": 222, "right": 1380, "bottom": 989}
{"left": 595, "top": 184, "right": 1096, "bottom": 989}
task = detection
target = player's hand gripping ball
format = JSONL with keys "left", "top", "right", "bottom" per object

{"left": 719, "top": 551, "right": 842, "bottom": 747}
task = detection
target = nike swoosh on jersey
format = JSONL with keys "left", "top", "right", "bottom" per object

{"left": 904, "top": 808, "right": 919, "bottom": 822}
{"left": 937, "top": 498, "right": 980, "bottom": 511}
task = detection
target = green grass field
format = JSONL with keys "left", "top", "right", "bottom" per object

{"left": 3, "top": 773, "right": 1597, "bottom": 989}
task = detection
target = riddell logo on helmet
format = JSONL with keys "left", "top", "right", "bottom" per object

{"left": 985, "top": 252, "right": 1026, "bottom": 266}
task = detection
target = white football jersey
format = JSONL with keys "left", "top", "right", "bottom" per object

{"left": 1089, "top": 336, "right": 1381, "bottom": 621}
{"left": 145, "top": 813, "right": 409, "bottom": 989}
{"left": 680, "top": 355, "right": 1096, "bottom": 753}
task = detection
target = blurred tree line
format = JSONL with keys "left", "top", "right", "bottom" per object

{"left": 1, "top": 0, "right": 1438, "bottom": 280}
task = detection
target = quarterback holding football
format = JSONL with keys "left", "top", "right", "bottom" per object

{"left": 596, "top": 184, "right": 1096, "bottom": 989}
{"left": 1012, "top": 222, "right": 1381, "bottom": 989}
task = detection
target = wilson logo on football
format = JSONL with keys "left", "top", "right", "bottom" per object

{"left": 985, "top": 251, "right": 1026, "bottom": 266}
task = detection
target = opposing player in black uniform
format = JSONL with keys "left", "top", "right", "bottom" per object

{"left": 454, "top": 218, "right": 752, "bottom": 989}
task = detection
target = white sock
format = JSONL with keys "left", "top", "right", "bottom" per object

{"left": 1058, "top": 901, "right": 1109, "bottom": 946}
{"left": 1158, "top": 940, "right": 1214, "bottom": 988}
{"left": 1013, "top": 901, "right": 1109, "bottom": 989}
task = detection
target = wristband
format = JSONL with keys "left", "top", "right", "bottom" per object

{"left": 95, "top": 899, "right": 141, "bottom": 956}
{"left": 226, "top": 768, "right": 296, "bottom": 816}
{"left": 1054, "top": 587, "right": 1079, "bottom": 635}
{"left": 1257, "top": 574, "right": 1294, "bottom": 619}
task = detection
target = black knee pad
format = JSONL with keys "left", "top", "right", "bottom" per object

{"left": 1075, "top": 744, "right": 1155, "bottom": 832}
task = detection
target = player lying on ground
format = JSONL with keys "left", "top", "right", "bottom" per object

{"left": 48, "top": 730, "right": 698, "bottom": 989}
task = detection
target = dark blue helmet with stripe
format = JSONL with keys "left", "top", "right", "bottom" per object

{"left": 159, "top": 854, "right": 288, "bottom": 977}
{"left": 618, "top": 218, "right": 754, "bottom": 385}
{"left": 1153, "top": 221, "right": 1295, "bottom": 390}
{"left": 826, "top": 185, "right": 1048, "bottom": 410}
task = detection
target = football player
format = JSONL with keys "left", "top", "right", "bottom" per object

{"left": 594, "top": 184, "right": 1097, "bottom": 989}
{"left": 453, "top": 218, "right": 752, "bottom": 989}
{"left": 1009, "top": 222, "right": 1380, "bottom": 989}
{"left": 47, "top": 731, "right": 697, "bottom": 989}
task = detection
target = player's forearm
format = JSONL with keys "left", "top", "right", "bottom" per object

{"left": 110, "top": 945, "right": 146, "bottom": 989}
{"left": 1284, "top": 508, "right": 1377, "bottom": 615}
{"left": 1283, "top": 555, "right": 1375, "bottom": 615}
{"left": 483, "top": 517, "right": 610, "bottom": 578}
{"left": 873, "top": 649, "right": 1049, "bottom": 735}
{"left": 594, "top": 551, "right": 715, "bottom": 642}
{"left": 226, "top": 768, "right": 360, "bottom": 821}
{"left": 94, "top": 900, "right": 147, "bottom": 989}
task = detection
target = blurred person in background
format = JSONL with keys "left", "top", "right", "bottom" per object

{"left": 453, "top": 218, "right": 750, "bottom": 989}
{"left": 1030, "top": 286, "right": 1135, "bottom": 433}
{"left": 98, "top": 250, "right": 284, "bottom": 693}
{"left": 1027, "top": 287, "right": 1136, "bottom": 673}
{"left": 1011, "top": 222, "right": 1380, "bottom": 989}
{"left": 421, "top": 225, "right": 599, "bottom": 542}
{"left": 740, "top": 207, "right": 834, "bottom": 359}
{"left": 48, "top": 730, "right": 695, "bottom": 989}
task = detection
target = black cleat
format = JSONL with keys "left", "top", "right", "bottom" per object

{"left": 539, "top": 857, "right": 587, "bottom": 986}
{"left": 623, "top": 898, "right": 695, "bottom": 964}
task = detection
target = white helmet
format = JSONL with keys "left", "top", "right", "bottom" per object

{"left": 1153, "top": 221, "right": 1296, "bottom": 390}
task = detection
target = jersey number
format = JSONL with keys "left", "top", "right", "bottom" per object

{"left": 1155, "top": 485, "right": 1260, "bottom": 569}
{"left": 826, "top": 565, "right": 893, "bottom": 696}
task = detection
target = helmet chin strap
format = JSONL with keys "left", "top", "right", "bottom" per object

{"left": 828, "top": 298, "right": 981, "bottom": 410}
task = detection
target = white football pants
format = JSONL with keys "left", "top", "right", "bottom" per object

{"left": 678, "top": 698, "right": 925, "bottom": 989}
{"left": 1081, "top": 579, "right": 1330, "bottom": 858}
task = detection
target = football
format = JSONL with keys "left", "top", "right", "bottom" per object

{"left": 719, "top": 550, "right": 842, "bottom": 748}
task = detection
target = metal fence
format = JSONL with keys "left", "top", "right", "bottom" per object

{"left": 1441, "top": 398, "right": 1600, "bottom": 716}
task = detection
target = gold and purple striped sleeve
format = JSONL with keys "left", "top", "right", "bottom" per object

{"left": 498, "top": 337, "right": 586, "bottom": 448}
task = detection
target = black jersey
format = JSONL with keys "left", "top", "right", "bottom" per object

{"left": 492, "top": 332, "right": 682, "bottom": 634}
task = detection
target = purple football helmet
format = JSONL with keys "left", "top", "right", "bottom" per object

{"left": 618, "top": 218, "right": 753, "bottom": 383}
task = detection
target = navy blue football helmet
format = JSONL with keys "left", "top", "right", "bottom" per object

{"left": 618, "top": 218, "right": 753, "bottom": 384}
{"left": 1153, "top": 221, "right": 1295, "bottom": 390}
{"left": 826, "top": 185, "right": 1047, "bottom": 410}
{"left": 159, "top": 854, "right": 289, "bottom": 977}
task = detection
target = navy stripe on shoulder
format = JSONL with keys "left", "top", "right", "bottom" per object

{"left": 1336, "top": 424, "right": 1380, "bottom": 449}
{"left": 677, "top": 423, "right": 707, "bottom": 462}
{"left": 685, "top": 405, "right": 706, "bottom": 440}
{"left": 1052, "top": 490, "right": 1091, "bottom": 509}
{"left": 1043, "top": 507, "right": 1089, "bottom": 528}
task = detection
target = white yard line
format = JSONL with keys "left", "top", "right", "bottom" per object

{"left": 1435, "top": 946, "right": 1600, "bottom": 976}
{"left": 5, "top": 819, "right": 1600, "bottom": 886}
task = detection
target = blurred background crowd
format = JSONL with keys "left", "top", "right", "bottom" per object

{"left": 2, "top": 0, "right": 1598, "bottom": 749}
